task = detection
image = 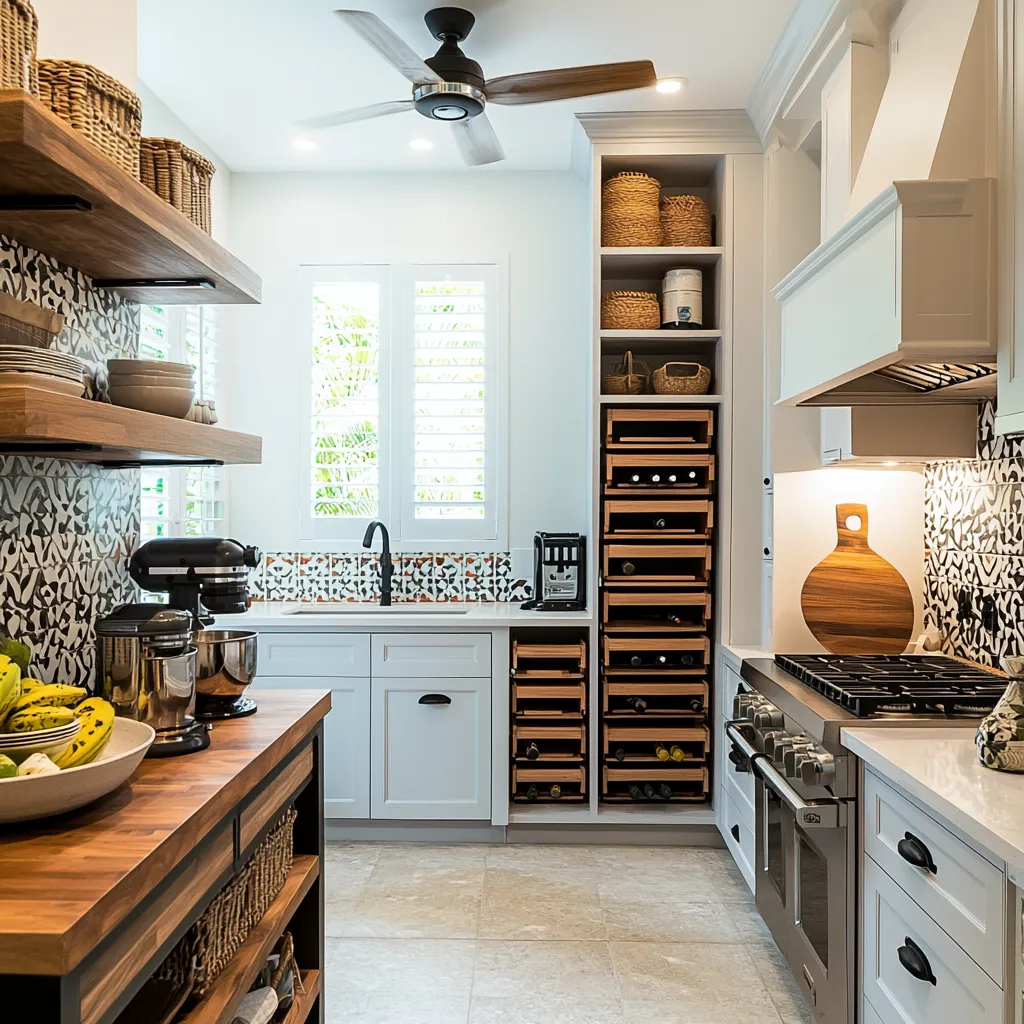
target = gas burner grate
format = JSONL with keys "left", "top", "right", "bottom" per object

{"left": 775, "top": 654, "right": 1005, "bottom": 718}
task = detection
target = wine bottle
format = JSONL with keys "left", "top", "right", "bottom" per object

{"left": 525, "top": 741, "right": 540, "bottom": 761}
{"left": 655, "top": 743, "right": 671, "bottom": 761}
{"left": 687, "top": 697, "right": 704, "bottom": 713}
{"left": 669, "top": 744, "right": 685, "bottom": 762}
{"left": 667, "top": 473, "right": 678, "bottom": 484}
{"left": 629, "top": 472, "right": 641, "bottom": 484}
{"left": 658, "top": 783, "right": 673, "bottom": 801}
{"left": 525, "top": 785, "right": 539, "bottom": 801}
{"left": 621, "top": 560, "right": 636, "bottom": 576}
{"left": 614, "top": 747, "right": 627, "bottom": 762}
{"left": 628, "top": 784, "right": 645, "bottom": 801}
{"left": 550, "top": 784, "right": 563, "bottom": 800}
{"left": 642, "top": 783, "right": 657, "bottom": 800}
{"left": 653, "top": 517, "right": 668, "bottom": 529}
{"left": 630, "top": 654, "right": 643, "bottom": 668}
{"left": 679, "top": 653, "right": 696, "bottom": 667}
{"left": 666, "top": 613, "right": 683, "bottom": 625}
{"left": 625, "top": 696, "right": 647, "bottom": 714}
{"left": 657, "top": 654, "right": 668, "bottom": 666}
{"left": 687, "top": 470, "right": 698, "bottom": 481}
{"left": 650, "top": 472, "right": 661, "bottom": 484}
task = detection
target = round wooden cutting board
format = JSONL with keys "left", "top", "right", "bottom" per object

{"left": 800, "top": 502, "right": 915, "bottom": 655}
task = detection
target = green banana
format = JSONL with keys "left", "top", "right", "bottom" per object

{"left": 0, "top": 664, "right": 22, "bottom": 729}
{"left": 5, "top": 705, "right": 75, "bottom": 733}
{"left": 73, "top": 697, "right": 110, "bottom": 719}
{"left": 11, "top": 685, "right": 87, "bottom": 714}
{"left": 56, "top": 700, "right": 114, "bottom": 768}
{"left": 0, "top": 754, "right": 16, "bottom": 779}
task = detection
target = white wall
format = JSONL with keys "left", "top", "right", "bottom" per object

{"left": 772, "top": 468, "right": 925, "bottom": 652}
{"left": 35, "top": 0, "right": 137, "bottom": 88}
{"left": 222, "top": 171, "right": 590, "bottom": 553}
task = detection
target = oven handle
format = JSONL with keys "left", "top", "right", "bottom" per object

{"left": 725, "top": 721, "right": 845, "bottom": 830}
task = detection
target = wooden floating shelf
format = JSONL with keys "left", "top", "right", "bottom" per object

{"left": 600, "top": 329, "right": 722, "bottom": 341}
{"left": 0, "top": 386, "right": 262, "bottom": 464}
{"left": 281, "top": 970, "right": 322, "bottom": 1024}
{"left": 179, "top": 855, "right": 319, "bottom": 1024}
{"left": 601, "top": 246, "right": 724, "bottom": 276}
{"left": 601, "top": 394, "right": 723, "bottom": 405}
{"left": 0, "top": 91, "right": 261, "bottom": 305}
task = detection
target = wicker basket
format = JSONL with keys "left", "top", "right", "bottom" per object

{"left": 661, "top": 194, "right": 712, "bottom": 247}
{"left": 36, "top": 59, "right": 142, "bottom": 177}
{"left": 1, "top": 0, "right": 37, "bottom": 93}
{"left": 602, "top": 350, "right": 649, "bottom": 395}
{"left": 158, "top": 808, "right": 297, "bottom": 999}
{"left": 653, "top": 361, "right": 712, "bottom": 396}
{"left": 602, "top": 171, "right": 662, "bottom": 247}
{"left": 141, "top": 137, "right": 216, "bottom": 234}
{"left": 601, "top": 290, "right": 660, "bottom": 331}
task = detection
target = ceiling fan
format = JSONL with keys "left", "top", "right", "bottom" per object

{"left": 297, "top": 6, "right": 658, "bottom": 166}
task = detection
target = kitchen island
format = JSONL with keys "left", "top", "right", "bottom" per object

{"left": 0, "top": 689, "right": 330, "bottom": 1024}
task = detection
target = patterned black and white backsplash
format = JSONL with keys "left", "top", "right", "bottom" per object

{"left": 0, "top": 234, "right": 141, "bottom": 686}
{"left": 925, "top": 401, "right": 1024, "bottom": 666}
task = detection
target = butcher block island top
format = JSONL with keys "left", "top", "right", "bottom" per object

{"left": 0, "top": 690, "right": 329, "bottom": 1024}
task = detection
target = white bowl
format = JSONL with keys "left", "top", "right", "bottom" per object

{"left": 0, "top": 721, "right": 80, "bottom": 760}
{"left": 108, "top": 385, "right": 195, "bottom": 418}
{"left": 109, "top": 373, "right": 194, "bottom": 389}
{"left": 108, "top": 359, "right": 192, "bottom": 377}
{"left": 0, "top": 718, "right": 155, "bottom": 823}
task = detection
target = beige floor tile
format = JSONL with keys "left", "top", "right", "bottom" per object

{"left": 327, "top": 990, "right": 471, "bottom": 1024}
{"left": 365, "top": 863, "right": 487, "bottom": 899}
{"left": 484, "top": 865, "right": 600, "bottom": 902}
{"left": 478, "top": 890, "right": 607, "bottom": 940}
{"left": 469, "top": 994, "right": 626, "bottom": 1024}
{"left": 593, "top": 861, "right": 721, "bottom": 905}
{"left": 325, "top": 937, "right": 476, "bottom": 997}
{"left": 701, "top": 849, "right": 758, "bottom": 903}
{"left": 375, "top": 843, "right": 490, "bottom": 869}
{"left": 324, "top": 842, "right": 381, "bottom": 900}
{"left": 621, "top": 998, "right": 782, "bottom": 1024}
{"left": 486, "top": 843, "right": 596, "bottom": 870}
{"left": 471, "top": 940, "right": 621, "bottom": 1001}
{"left": 325, "top": 897, "right": 363, "bottom": 938}
{"left": 329, "top": 894, "right": 481, "bottom": 939}
{"left": 727, "top": 900, "right": 775, "bottom": 944}
{"left": 601, "top": 897, "right": 741, "bottom": 944}
{"left": 749, "top": 945, "right": 817, "bottom": 1024}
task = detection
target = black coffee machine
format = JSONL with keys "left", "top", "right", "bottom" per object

{"left": 129, "top": 538, "right": 262, "bottom": 721}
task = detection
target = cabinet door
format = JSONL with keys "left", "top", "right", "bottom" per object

{"left": 371, "top": 676, "right": 491, "bottom": 819}
{"left": 372, "top": 633, "right": 491, "bottom": 678}
{"left": 722, "top": 792, "right": 755, "bottom": 894}
{"left": 258, "top": 632, "right": 370, "bottom": 677}
{"left": 253, "top": 675, "right": 370, "bottom": 819}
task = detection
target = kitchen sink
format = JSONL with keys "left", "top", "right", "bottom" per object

{"left": 283, "top": 603, "right": 470, "bottom": 615}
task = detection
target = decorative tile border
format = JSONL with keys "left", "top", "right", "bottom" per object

{"left": 253, "top": 551, "right": 532, "bottom": 604}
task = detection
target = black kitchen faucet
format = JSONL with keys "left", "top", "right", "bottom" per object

{"left": 362, "top": 520, "right": 394, "bottom": 606}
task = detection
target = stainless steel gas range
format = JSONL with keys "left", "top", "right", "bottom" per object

{"left": 728, "top": 654, "right": 1006, "bottom": 1024}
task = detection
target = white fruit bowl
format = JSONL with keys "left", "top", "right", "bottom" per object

{"left": 0, "top": 718, "right": 80, "bottom": 764}
{"left": 0, "top": 718, "right": 155, "bottom": 823}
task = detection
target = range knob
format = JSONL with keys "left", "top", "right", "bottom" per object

{"left": 767, "top": 735, "right": 799, "bottom": 762}
{"left": 752, "top": 708, "right": 785, "bottom": 730}
{"left": 732, "top": 692, "right": 761, "bottom": 718}
{"left": 797, "top": 751, "right": 837, "bottom": 787}
{"left": 783, "top": 742, "right": 816, "bottom": 777}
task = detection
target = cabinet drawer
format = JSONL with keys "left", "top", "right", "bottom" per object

{"left": 865, "top": 769, "right": 1005, "bottom": 984}
{"left": 722, "top": 735, "right": 755, "bottom": 827}
{"left": 240, "top": 743, "right": 314, "bottom": 851}
{"left": 372, "top": 633, "right": 491, "bottom": 677}
{"left": 722, "top": 791, "right": 755, "bottom": 894}
{"left": 863, "top": 856, "right": 1003, "bottom": 1024}
{"left": 259, "top": 632, "right": 369, "bottom": 677}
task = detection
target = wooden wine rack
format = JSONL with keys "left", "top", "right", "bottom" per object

{"left": 510, "top": 638, "right": 588, "bottom": 803}
{"left": 599, "top": 406, "right": 716, "bottom": 806}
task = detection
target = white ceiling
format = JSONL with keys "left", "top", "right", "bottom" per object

{"left": 138, "top": 0, "right": 797, "bottom": 172}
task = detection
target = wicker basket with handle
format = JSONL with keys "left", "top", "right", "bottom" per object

{"left": 140, "top": 137, "right": 217, "bottom": 233}
{"left": 36, "top": 59, "right": 142, "bottom": 177}
{"left": 1, "top": 0, "right": 37, "bottom": 93}
{"left": 660, "top": 194, "right": 712, "bottom": 247}
{"left": 602, "top": 171, "right": 662, "bottom": 247}
{"left": 602, "top": 350, "right": 649, "bottom": 396}
{"left": 601, "top": 290, "right": 660, "bottom": 331}
{"left": 653, "top": 362, "right": 712, "bottom": 396}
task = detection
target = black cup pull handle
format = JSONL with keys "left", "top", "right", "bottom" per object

{"left": 730, "top": 824, "right": 740, "bottom": 842}
{"left": 897, "top": 937, "right": 936, "bottom": 985}
{"left": 418, "top": 693, "right": 452, "bottom": 706}
{"left": 897, "top": 832, "right": 938, "bottom": 874}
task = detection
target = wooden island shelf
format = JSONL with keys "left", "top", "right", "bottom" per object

{"left": 0, "top": 386, "right": 262, "bottom": 464}
{"left": 0, "top": 90, "right": 261, "bottom": 305}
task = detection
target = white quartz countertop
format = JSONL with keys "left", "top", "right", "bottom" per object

{"left": 232, "top": 602, "right": 594, "bottom": 630}
{"left": 842, "top": 726, "right": 1024, "bottom": 881}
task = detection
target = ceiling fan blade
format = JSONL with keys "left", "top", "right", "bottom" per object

{"left": 335, "top": 10, "right": 442, "bottom": 86}
{"left": 485, "top": 60, "right": 657, "bottom": 105}
{"left": 452, "top": 114, "right": 505, "bottom": 166}
{"left": 297, "top": 99, "right": 415, "bottom": 131}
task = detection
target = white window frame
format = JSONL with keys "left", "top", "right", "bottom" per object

{"left": 298, "top": 260, "right": 508, "bottom": 551}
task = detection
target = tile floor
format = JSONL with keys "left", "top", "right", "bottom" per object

{"left": 322, "top": 842, "right": 815, "bottom": 1024}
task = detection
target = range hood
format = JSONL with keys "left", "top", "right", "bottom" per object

{"left": 774, "top": 177, "right": 995, "bottom": 407}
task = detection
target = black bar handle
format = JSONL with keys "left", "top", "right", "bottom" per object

{"left": 897, "top": 937, "right": 936, "bottom": 985}
{"left": 898, "top": 832, "right": 938, "bottom": 874}
{"left": 418, "top": 693, "right": 452, "bottom": 706}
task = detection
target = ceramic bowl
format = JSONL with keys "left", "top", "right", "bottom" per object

{"left": 0, "top": 718, "right": 155, "bottom": 823}
{"left": 108, "top": 385, "right": 195, "bottom": 418}
{"left": 0, "top": 719, "right": 80, "bottom": 763}
{"left": 109, "top": 373, "right": 194, "bottom": 389}
{"left": 107, "top": 359, "right": 193, "bottom": 377}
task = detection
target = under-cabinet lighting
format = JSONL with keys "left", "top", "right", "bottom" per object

{"left": 656, "top": 78, "right": 686, "bottom": 94}
{"left": 409, "top": 137, "right": 434, "bottom": 151}
{"left": 293, "top": 138, "right": 318, "bottom": 152}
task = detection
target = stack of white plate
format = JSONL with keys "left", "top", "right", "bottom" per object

{"left": 0, "top": 345, "right": 86, "bottom": 397}
{"left": 0, "top": 717, "right": 81, "bottom": 764}
{"left": 107, "top": 359, "right": 196, "bottom": 418}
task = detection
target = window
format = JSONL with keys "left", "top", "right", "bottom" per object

{"left": 301, "top": 263, "right": 505, "bottom": 547}
{"left": 140, "top": 305, "right": 227, "bottom": 539}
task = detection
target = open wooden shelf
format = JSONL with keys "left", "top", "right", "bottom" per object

{"left": 601, "top": 246, "right": 723, "bottom": 276}
{"left": 0, "top": 90, "right": 261, "bottom": 304}
{"left": 179, "top": 855, "right": 319, "bottom": 1024}
{"left": 0, "top": 386, "right": 262, "bottom": 464}
{"left": 281, "top": 969, "right": 322, "bottom": 1024}
{"left": 600, "top": 394, "right": 722, "bottom": 404}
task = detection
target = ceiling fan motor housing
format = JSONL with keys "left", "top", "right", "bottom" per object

{"left": 416, "top": 6, "right": 485, "bottom": 121}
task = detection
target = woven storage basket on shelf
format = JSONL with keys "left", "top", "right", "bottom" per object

{"left": 602, "top": 171, "right": 662, "bottom": 247}
{"left": 36, "top": 59, "right": 142, "bottom": 176}
{"left": 141, "top": 137, "right": 217, "bottom": 233}
{"left": 601, "top": 290, "right": 660, "bottom": 331}
{"left": 653, "top": 361, "right": 712, "bottom": 396}
{"left": 157, "top": 808, "right": 297, "bottom": 999}
{"left": 602, "top": 350, "right": 649, "bottom": 395}
{"left": 661, "top": 194, "right": 712, "bottom": 247}
{"left": 1, "top": 0, "right": 37, "bottom": 93}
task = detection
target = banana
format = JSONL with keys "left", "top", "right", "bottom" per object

{"left": 0, "top": 664, "right": 22, "bottom": 729}
{"left": 55, "top": 700, "right": 114, "bottom": 768}
{"left": 73, "top": 697, "right": 110, "bottom": 719}
{"left": 18, "top": 752, "right": 59, "bottom": 777}
{"left": 5, "top": 705, "right": 75, "bottom": 733}
{"left": 19, "top": 677, "right": 47, "bottom": 695}
{"left": 11, "top": 685, "right": 87, "bottom": 714}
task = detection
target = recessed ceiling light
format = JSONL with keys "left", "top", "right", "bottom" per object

{"left": 293, "top": 137, "right": 317, "bottom": 152}
{"left": 409, "top": 137, "right": 434, "bottom": 151}
{"left": 656, "top": 78, "right": 685, "bottom": 94}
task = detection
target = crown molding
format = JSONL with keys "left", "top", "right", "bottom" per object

{"left": 575, "top": 109, "right": 761, "bottom": 152}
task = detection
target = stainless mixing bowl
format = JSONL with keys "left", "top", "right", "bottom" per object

{"left": 193, "top": 629, "right": 258, "bottom": 701}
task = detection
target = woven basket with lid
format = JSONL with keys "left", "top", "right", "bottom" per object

{"left": 660, "top": 194, "right": 712, "bottom": 247}
{"left": 601, "top": 290, "right": 660, "bottom": 331}
{"left": 36, "top": 59, "right": 142, "bottom": 177}
{"left": 602, "top": 171, "right": 662, "bottom": 247}
{"left": 141, "top": 137, "right": 217, "bottom": 233}
{"left": 0, "top": 0, "right": 37, "bottom": 93}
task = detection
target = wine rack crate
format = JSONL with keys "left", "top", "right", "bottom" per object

{"left": 604, "top": 453, "right": 715, "bottom": 495}
{"left": 512, "top": 720, "right": 587, "bottom": 760}
{"left": 601, "top": 634, "right": 710, "bottom": 672}
{"left": 603, "top": 499, "right": 713, "bottom": 540}
{"left": 512, "top": 680, "right": 587, "bottom": 715}
{"left": 603, "top": 721, "right": 709, "bottom": 752}
{"left": 601, "top": 765, "right": 709, "bottom": 803}
{"left": 513, "top": 764, "right": 587, "bottom": 802}
{"left": 605, "top": 408, "right": 714, "bottom": 451}
{"left": 603, "top": 543, "right": 711, "bottom": 586}
{"left": 602, "top": 590, "right": 711, "bottom": 632}
{"left": 602, "top": 679, "right": 708, "bottom": 716}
